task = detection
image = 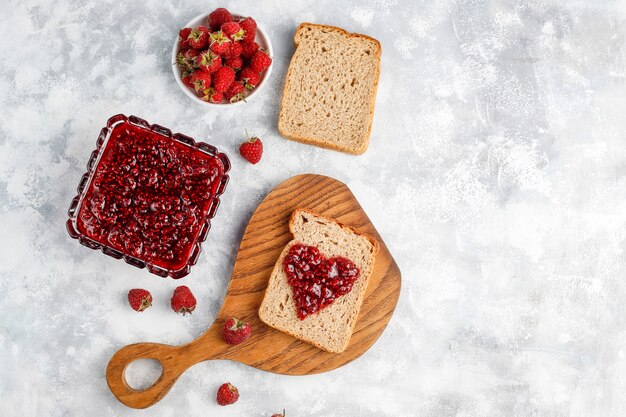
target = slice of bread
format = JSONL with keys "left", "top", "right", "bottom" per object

{"left": 278, "top": 23, "right": 381, "bottom": 155}
{"left": 258, "top": 209, "right": 379, "bottom": 353}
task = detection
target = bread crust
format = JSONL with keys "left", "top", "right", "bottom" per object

{"left": 289, "top": 208, "right": 380, "bottom": 254}
{"left": 259, "top": 208, "right": 379, "bottom": 353}
{"left": 277, "top": 23, "right": 382, "bottom": 155}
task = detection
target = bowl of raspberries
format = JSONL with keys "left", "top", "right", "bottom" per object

{"left": 172, "top": 7, "right": 273, "bottom": 106}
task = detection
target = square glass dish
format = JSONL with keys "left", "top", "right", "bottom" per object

{"left": 66, "top": 114, "right": 230, "bottom": 278}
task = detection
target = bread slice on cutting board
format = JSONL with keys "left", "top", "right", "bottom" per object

{"left": 278, "top": 23, "right": 381, "bottom": 155}
{"left": 258, "top": 209, "right": 379, "bottom": 353}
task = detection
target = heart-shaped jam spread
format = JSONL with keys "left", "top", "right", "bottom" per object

{"left": 283, "top": 243, "right": 360, "bottom": 320}
{"left": 76, "top": 122, "right": 223, "bottom": 270}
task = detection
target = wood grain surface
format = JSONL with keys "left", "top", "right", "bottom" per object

{"left": 106, "top": 174, "right": 402, "bottom": 408}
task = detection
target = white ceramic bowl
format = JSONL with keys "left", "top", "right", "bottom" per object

{"left": 171, "top": 12, "right": 273, "bottom": 108}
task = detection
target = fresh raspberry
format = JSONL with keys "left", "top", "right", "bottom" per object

{"left": 128, "top": 289, "right": 152, "bottom": 312}
{"left": 216, "top": 382, "right": 239, "bottom": 406}
{"left": 221, "top": 21, "right": 245, "bottom": 42}
{"left": 224, "top": 56, "right": 243, "bottom": 71}
{"left": 170, "top": 285, "right": 196, "bottom": 315}
{"left": 197, "top": 50, "right": 221, "bottom": 73}
{"left": 238, "top": 17, "right": 257, "bottom": 43}
{"left": 187, "top": 48, "right": 200, "bottom": 59}
{"left": 179, "top": 27, "right": 192, "bottom": 39}
{"left": 209, "top": 31, "right": 231, "bottom": 55}
{"left": 240, "top": 41, "right": 259, "bottom": 60}
{"left": 223, "top": 42, "right": 243, "bottom": 59}
{"left": 187, "top": 26, "right": 209, "bottom": 49}
{"left": 176, "top": 49, "right": 199, "bottom": 71}
{"left": 250, "top": 49, "right": 272, "bottom": 72}
{"left": 189, "top": 70, "right": 211, "bottom": 92}
{"left": 224, "top": 81, "right": 246, "bottom": 103}
{"left": 212, "top": 66, "right": 235, "bottom": 93}
{"left": 208, "top": 8, "right": 233, "bottom": 31}
{"left": 222, "top": 317, "right": 251, "bottom": 345}
{"left": 211, "top": 42, "right": 231, "bottom": 56}
{"left": 178, "top": 27, "right": 192, "bottom": 50}
{"left": 181, "top": 70, "right": 194, "bottom": 89}
{"left": 183, "top": 48, "right": 200, "bottom": 63}
{"left": 237, "top": 67, "right": 260, "bottom": 90}
{"left": 239, "top": 134, "right": 263, "bottom": 164}
{"left": 201, "top": 87, "right": 223, "bottom": 103}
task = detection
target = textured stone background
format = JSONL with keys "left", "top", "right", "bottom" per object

{"left": 1, "top": 0, "right": 626, "bottom": 416}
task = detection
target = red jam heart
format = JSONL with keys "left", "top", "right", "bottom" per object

{"left": 282, "top": 243, "right": 360, "bottom": 320}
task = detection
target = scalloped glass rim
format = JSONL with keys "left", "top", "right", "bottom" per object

{"left": 66, "top": 114, "right": 230, "bottom": 279}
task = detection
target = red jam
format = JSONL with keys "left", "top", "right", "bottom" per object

{"left": 282, "top": 243, "right": 360, "bottom": 320}
{"left": 76, "top": 122, "right": 224, "bottom": 271}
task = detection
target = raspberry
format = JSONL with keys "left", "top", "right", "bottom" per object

{"left": 212, "top": 66, "right": 235, "bottom": 93}
{"left": 237, "top": 67, "right": 260, "bottom": 90}
{"left": 239, "top": 134, "right": 263, "bottom": 164}
{"left": 240, "top": 41, "right": 259, "bottom": 60}
{"left": 216, "top": 383, "right": 239, "bottom": 406}
{"left": 224, "top": 81, "right": 246, "bottom": 102}
{"left": 222, "top": 317, "right": 251, "bottom": 345}
{"left": 239, "top": 17, "right": 257, "bottom": 44}
{"left": 128, "top": 289, "right": 152, "bottom": 312}
{"left": 249, "top": 49, "right": 272, "bottom": 72}
{"left": 170, "top": 285, "right": 196, "bottom": 315}
{"left": 221, "top": 21, "right": 244, "bottom": 41}
{"left": 208, "top": 8, "right": 233, "bottom": 31}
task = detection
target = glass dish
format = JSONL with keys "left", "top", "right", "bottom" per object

{"left": 66, "top": 114, "right": 230, "bottom": 278}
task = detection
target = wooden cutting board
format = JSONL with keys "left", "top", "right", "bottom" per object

{"left": 106, "top": 174, "right": 402, "bottom": 408}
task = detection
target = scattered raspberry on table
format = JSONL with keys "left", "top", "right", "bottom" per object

{"left": 128, "top": 289, "right": 152, "bottom": 312}
{"left": 216, "top": 382, "right": 239, "bottom": 406}
{"left": 171, "top": 285, "right": 197, "bottom": 315}
{"left": 239, "top": 133, "right": 263, "bottom": 164}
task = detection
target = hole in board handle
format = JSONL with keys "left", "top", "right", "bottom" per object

{"left": 125, "top": 358, "right": 163, "bottom": 391}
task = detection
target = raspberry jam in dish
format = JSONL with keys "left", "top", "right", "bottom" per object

{"left": 67, "top": 115, "right": 230, "bottom": 278}
{"left": 283, "top": 243, "right": 360, "bottom": 319}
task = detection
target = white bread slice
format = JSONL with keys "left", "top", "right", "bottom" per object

{"left": 278, "top": 23, "right": 381, "bottom": 155}
{"left": 259, "top": 209, "right": 379, "bottom": 353}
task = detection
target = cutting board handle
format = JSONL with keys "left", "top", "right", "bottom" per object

{"left": 106, "top": 342, "right": 191, "bottom": 409}
{"left": 106, "top": 326, "right": 223, "bottom": 408}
